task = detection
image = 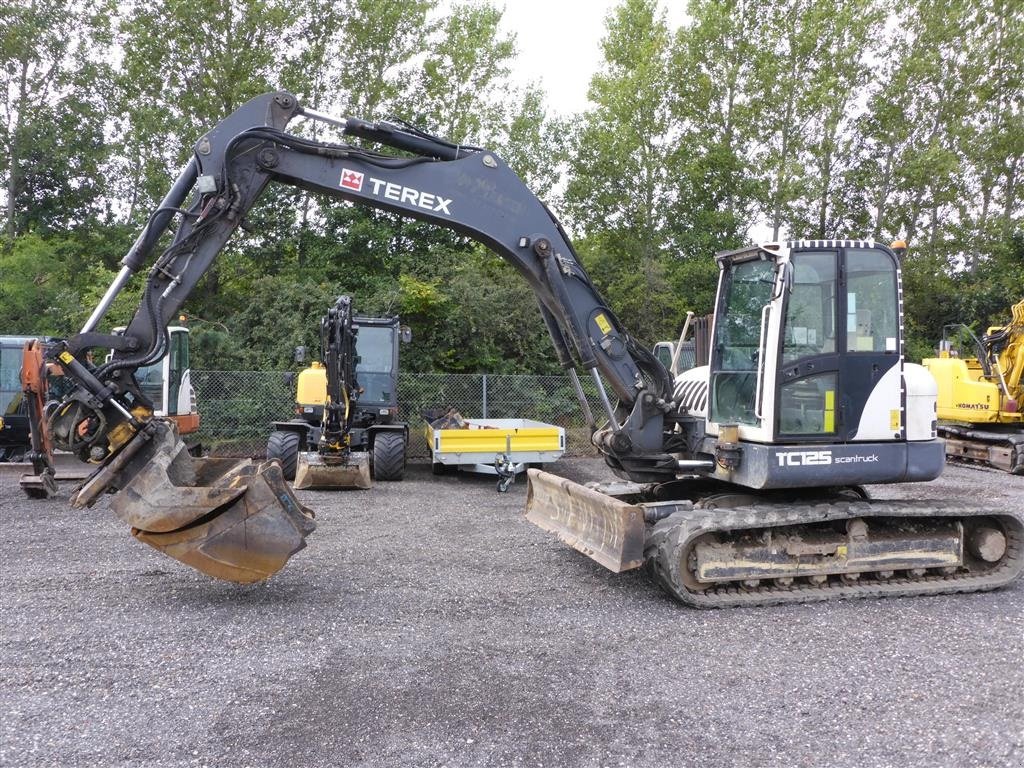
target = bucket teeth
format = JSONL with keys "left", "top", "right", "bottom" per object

{"left": 293, "top": 450, "right": 372, "bottom": 490}
{"left": 76, "top": 420, "right": 316, "bottom": 583}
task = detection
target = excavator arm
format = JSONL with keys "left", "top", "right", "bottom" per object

{"left": 320, "top": 295, "right": 360, "bottom": 457}
{"left": 43, "top": 91, "right": 676, "bottom": 582}
{"left": 290, "top": 294, "right": 375, "bottom": 490}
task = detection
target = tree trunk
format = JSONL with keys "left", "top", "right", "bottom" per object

{"left": 872, "top": 141, "right": 896, "bottom": 240}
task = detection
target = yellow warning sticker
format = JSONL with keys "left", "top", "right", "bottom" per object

{"left": 59, "top": 351, "right": 75, "bottom": 364}
{"left": 594, "top": 313, "right": 612, "bottom": 335}
{"left": 824, "top": 390, "right": 835, "bottom": 432}
{"left": 836, "top": 544, "right": 848, "bottom": 559}
{"left": 890, "top": 409, "right": 901, "bottom": 430}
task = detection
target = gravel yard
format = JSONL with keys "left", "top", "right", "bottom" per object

{"left": 1, "top": 459, "right": 1022, "bottom": 768}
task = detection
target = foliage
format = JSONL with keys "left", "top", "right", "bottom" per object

{"left": 1, "top": 0, "right": 1021, "bottom": 374}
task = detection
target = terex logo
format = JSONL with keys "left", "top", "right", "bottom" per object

{"left": 340, "top": 168, "right": 364, "bottom": 191}
{"left": 777, "top": 450, "right": 832, "bottom": 467}
{"left": 367, "top": 177, "right": 453, "bottom": 215}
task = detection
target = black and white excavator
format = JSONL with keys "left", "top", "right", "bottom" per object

{"left": 36, "top": 92, "right": 1022, "bottom": 604}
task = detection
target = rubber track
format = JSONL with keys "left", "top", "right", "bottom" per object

{"left": 645, "top": 500, "right": 1024, "bottom": 608}
{"left": 939, "top": 425, "right": 1024, "bottom": 475}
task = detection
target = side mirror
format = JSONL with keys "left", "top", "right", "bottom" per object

{"left": 399, "top": 325, "right": 412, "bottom": 344}
{"left": 293, "top": 345, "right": 306, "bottom": 363}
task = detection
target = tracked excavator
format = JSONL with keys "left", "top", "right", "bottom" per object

{"left": 38, "top": 92, "right": 1022, "bottom": 603}
{"left": 923, "top": 300, "right": 1024, "bottom": 474}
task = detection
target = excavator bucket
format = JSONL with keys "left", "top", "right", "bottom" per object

{"left": 72, "top": 421, "right": 315, "bottom": 583}
{"left": 525, "top": 469, "right": 647, "bottom": 572}
{"left": 293, "top": 450, "right": 372, "bottom": 490}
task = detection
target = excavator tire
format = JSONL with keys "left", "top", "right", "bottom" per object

{"left": 645, "top": 499, "right": 1024, "bottom": 608}
{"left": 267, "top": 430, "right": 301, "bottom": 481}
{"left": 372, "top": 431, "right": 406, "bottom": 481}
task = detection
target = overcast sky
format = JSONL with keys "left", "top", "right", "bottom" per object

{"left": 496, "top": 0, "right": 689, "bottom": 117}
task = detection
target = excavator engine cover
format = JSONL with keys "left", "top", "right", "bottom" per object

{"left": 293, "top": 450, "right": 372, "bottom": 490}
{"left": 72, "top": 421, "right": 315, "bottom": 583}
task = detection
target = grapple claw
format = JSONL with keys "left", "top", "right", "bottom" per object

{"left": 74, "top": 420, "right": 316, "bottom": 583}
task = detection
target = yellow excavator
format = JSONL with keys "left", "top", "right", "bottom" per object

{"left": 32, "top": 92, "right": 1023, "bottom": 604}
{"left": 267, "top": 296, "right": 409, "bottom": 489}
{"left": 923, "top": 299, "right": 1024, "bottom": 474}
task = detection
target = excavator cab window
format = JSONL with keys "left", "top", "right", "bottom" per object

{"left": 777, "top": 251, "right": 839, "bottom": 435}
{"left": 167, "top": 329, "right": 188, "bottom": 417}
{"left": 845, "top": 248, "right": 898, "bottom": 354}
{"left": 0, "top": 342, "right": 23, "bottom": 415}
{"left": 711, "top": 258, "right": 776, "bottom": 426}
{"left": 782, "top": 251, "right": 836, "bottom": 362}
{"left": 135, "top": 361, "right": 164, "bottom": 412}
{"left": 354, "top": 325, "right": 396, "bottom": 406}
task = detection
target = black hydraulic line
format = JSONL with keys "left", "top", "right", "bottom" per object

{"left": 122, "top": 158, "right": 199, "bottom": 272}
{"left": 536, "top": 300, "right": 576, "bottom": 370}
{"left": 341, "top": 118, "right": 473, "bottom": 161}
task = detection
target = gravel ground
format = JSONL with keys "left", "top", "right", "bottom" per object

{"left": 1, "top": 458, "right": 1022, "bottom": 768}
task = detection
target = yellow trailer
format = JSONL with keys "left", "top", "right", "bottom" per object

{"left": 425, "top": 418, "right": 565, "bottom": 477}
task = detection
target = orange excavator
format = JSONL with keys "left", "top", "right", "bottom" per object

{"left": 18, "top": 340, "right": 60, "bottom": 498}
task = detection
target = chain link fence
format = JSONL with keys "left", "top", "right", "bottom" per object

{"left": 190, "top": 371, "right": 606, "bottom": 458}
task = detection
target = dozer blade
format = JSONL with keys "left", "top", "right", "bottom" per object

{"left": 525, "top": 469, "right": 647, "bottom": 572}
{"left": 71, "top": 420, "right": 316, "bottom": 583}
{"left": 294, "top": 450, "right": 372, "bottom": 490}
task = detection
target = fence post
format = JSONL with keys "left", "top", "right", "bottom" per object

{"left": 482, "top": 374, "right": 488, "bottom": 418}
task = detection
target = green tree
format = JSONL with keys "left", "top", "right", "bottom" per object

{"left": 115, "top": 0, "right": 298, "bottom": 213}
{"left": 414, "top": 2, "right": 515, "bottom": 143}
{"left": 1, "top": 0, "right": 114, "bottom": 238}
{"left": 563, "top": 0, "right": 683, "bottom": 342}
{"left": 669, "top": 0, "right": 765, "bottom": 257}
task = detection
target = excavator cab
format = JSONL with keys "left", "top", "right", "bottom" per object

{"left": 702, "top": 241, "right": 943, "bottom": 488}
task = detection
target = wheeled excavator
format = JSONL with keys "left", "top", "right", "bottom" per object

{"left": 267, "top": 295, "right": 409, "bottom": 489}
{"left": 923, "top": 300, "right": 1024, "bottom": 474}
{"left": 35, "top": 92, "right": 1022, "bottom": 603}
